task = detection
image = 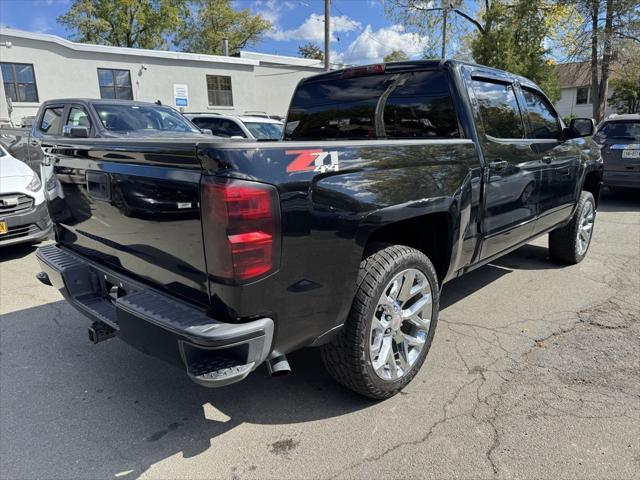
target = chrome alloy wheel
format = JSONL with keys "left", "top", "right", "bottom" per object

{"left": 576, "top": 201, "right": 595, "bottom": 256}
{"left": 369, "top": 268, "right": 433, "bottom": 381}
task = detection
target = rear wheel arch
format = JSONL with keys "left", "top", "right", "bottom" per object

{"left": 582, "top": 169, "right": 602, "bottom": 208}
{"left": 362, "top": 212, "right": 454, "bottom": 285}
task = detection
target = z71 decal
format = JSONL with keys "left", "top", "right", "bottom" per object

{"left": 285, "top": 149, "right": 340, "bottom": 174}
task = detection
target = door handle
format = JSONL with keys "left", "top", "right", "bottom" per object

{"left": 542, "top": 155, "right": 554, "bottom": 164}
{"left": 489, "top": 160, "right": 508, "bottom": 170}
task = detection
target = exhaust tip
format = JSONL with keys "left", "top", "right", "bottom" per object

{"left": 266, "top": 353, "right": 291, "bottom": 377}
{"left": 36, "top": 271, "right": 52, "bottom": 286}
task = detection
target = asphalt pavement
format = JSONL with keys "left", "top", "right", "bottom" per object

{"left": 1, "top": 189, "right": 638, "bottom": 480}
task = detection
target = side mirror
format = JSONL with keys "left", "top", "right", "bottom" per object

{"left": 568, "top": 118, "right": 595, "bottom": 138}
{"left": 200, "top": 128, "right": 213, "bottom": 135}
{"left": 63, "top": 125, "right": 89, "bottom": 138}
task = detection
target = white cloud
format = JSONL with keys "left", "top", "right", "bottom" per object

{"left": 334, "top": 24, "right": 429, "bottom": 65}
{"left": 268, "top": 13, "right": 360, "bottom": 42}
{"left": 253, "top": 0, "right": 297, "bottom": 27}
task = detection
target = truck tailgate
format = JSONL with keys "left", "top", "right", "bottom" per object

{"left": 43, "top": 139, "right": 209, "bottom": 305}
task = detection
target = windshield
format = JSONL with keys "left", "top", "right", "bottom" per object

{"left": 244, "top": 122, "right": 283, "bottom": 140}
{"left": 94, "top": 104, "right": 200, "bottom": 134}
{"left": 595, "top": 120, "right": 640, "bottom": 142}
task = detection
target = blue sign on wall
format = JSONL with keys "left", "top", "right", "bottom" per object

{"left": 173, "top": 84, "right": 189, "bottom": 108}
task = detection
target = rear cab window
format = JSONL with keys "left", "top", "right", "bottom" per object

{"left": 285, "top": 69, "right": 460, "bottom": 140}
{"left": 595, "top": 120, "right": 640, "bottom": 143}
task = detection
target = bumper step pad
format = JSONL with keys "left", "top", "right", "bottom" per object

{"left": 36, "top": 244, "right": 274, "bottom": 388}
{"left": 188, "top": 357, "right": 254, "bottom": 387}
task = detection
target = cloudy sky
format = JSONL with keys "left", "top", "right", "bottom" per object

{"left": 0, "top": 0, "right": 433, "bottom": 65}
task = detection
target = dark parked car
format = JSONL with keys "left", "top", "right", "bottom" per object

{"left": 0, "top": 99, "right": 211, "bottom": 175}
{"left": 35, "top": 60, "right": 602, "bottom": 399}
{"left": 593, "top": 113, "right": 640, "bottom": 189}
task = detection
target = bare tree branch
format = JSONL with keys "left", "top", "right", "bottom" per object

{"left": 453, "top": 9, "right": 485, "bottom": 33}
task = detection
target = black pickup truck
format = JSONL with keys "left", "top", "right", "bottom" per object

{"left": 35, "top": 60, "right": 602, "bottom": 399}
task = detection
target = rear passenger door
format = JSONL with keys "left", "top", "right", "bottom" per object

{"left": 520, "top": 87, "right": 580, "bottom": 232}
{"left": 469, "top": 77, "right": 543, "bottom": 260}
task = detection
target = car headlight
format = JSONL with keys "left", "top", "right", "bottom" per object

{"left": 45, "top": 173, "right": 57, "bottom": 191}
{"left": 26, "top": 174, "right": 42, "bottom": 192}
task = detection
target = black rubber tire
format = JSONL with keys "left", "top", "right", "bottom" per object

{"left": 320, "top": 244, "right": 440, "bottom": 400}
{"left": 548, "top": 191, "right": 596, "bottom": 264}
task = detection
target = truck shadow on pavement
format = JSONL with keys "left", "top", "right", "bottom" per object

{"left": 597, "top": 188, "right": 640, "bottom": 213}
{"left": 1, "top": 240, "right": 559, "bottom": 480}
{"left": 0, "top": 243, "right": 40, "bottom": 261}
{"left": 1, "top": 299, "right": 377, "bottom": 479}
{"left": 2, "top": 192, "right": 633, "bottom": 478}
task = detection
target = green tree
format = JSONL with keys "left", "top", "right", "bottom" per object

{"left": 174, "top": 0, "right": 271, "bottom": 55}
{"left": 609, "top": 42, "right": 640, "bottom": 113}
{"left": 383, "top": 50, "right": 409, "bottom": 62}
{"left": 58, "top": 0, "right": 185, "bottom": 49}
{"left": 470, "top": 0, "right": 560, "bottom": 101}
{"left": 298, "top": 42, "right": 324, "bottom": 61}
{"left": 556, "top": 0, "right": 640, "bottom": 121}
{"left": 385, "top": 1, "right": 568, "bottom": 100}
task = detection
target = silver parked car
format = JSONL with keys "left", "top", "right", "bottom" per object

{"left": 185, "top": 113, "right": 284, "bottom": 140}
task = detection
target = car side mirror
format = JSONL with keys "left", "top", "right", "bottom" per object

{"left": 567, "top": 118, "right": 595, "bottom": 138}
{"left": 200, "top": 128, "right": 213, "bottom": 135}
{"left": 63, "top": 125, "right": 89, "bottom": 138}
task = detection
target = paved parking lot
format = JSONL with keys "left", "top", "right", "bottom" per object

{"left": 1, "top": 190, "right": 638, "bottom": 480}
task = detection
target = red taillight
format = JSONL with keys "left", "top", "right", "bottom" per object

{"left": 201, "top": 178, "right": 280, "bottom": 283}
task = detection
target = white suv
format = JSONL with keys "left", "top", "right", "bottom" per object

{"left": 185, "top": 113, "right": 284, "bottom": 140}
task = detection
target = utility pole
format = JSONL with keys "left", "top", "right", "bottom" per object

{"left": 441, "top": 1, "right": 448, "bottom": 59}
{"left": 324, "top": 0, "right": 330, "bottom": 71}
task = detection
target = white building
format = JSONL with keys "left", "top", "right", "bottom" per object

{"left": 554, "top": 61, "right": 617, "bottom": 119}
{"left": 0, "top": 28, "right": 323, "bottom": 126}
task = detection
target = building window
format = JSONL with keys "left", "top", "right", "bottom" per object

{"left": 206, "top": 75, "right": 233, "bottom": 106}
{"left": 1, "top": 63, "right": 39, "bottom": 102}
{"left": 576, "top": 86, "right": 590, "bottom": 105}
{"left": 97, "top": 68, "right": 133, "bottom": 100}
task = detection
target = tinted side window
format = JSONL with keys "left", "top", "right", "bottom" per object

{"left": 40, "top": 106, "right": 65, "bottom": 134}
{"left": 218, "top": 120, "right": 245, "bottom": 137}
{"left": 286, "top": 70, "right": 459, "bottom": 140}
{"left": 522, "top": 88, "right": 561, "bottom": 140}
{"left": 192, "top": 117, "right": 220, "bottom": 132}
{"left": 66, "top": 107, "right": 91, "bottom": 128}
{"left": 472, "top": 80, "right": 524, "bottom": 139}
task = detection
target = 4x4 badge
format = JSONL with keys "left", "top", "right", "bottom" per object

{"left": 285, "top": 149, "right": 340, "bottom": 173}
